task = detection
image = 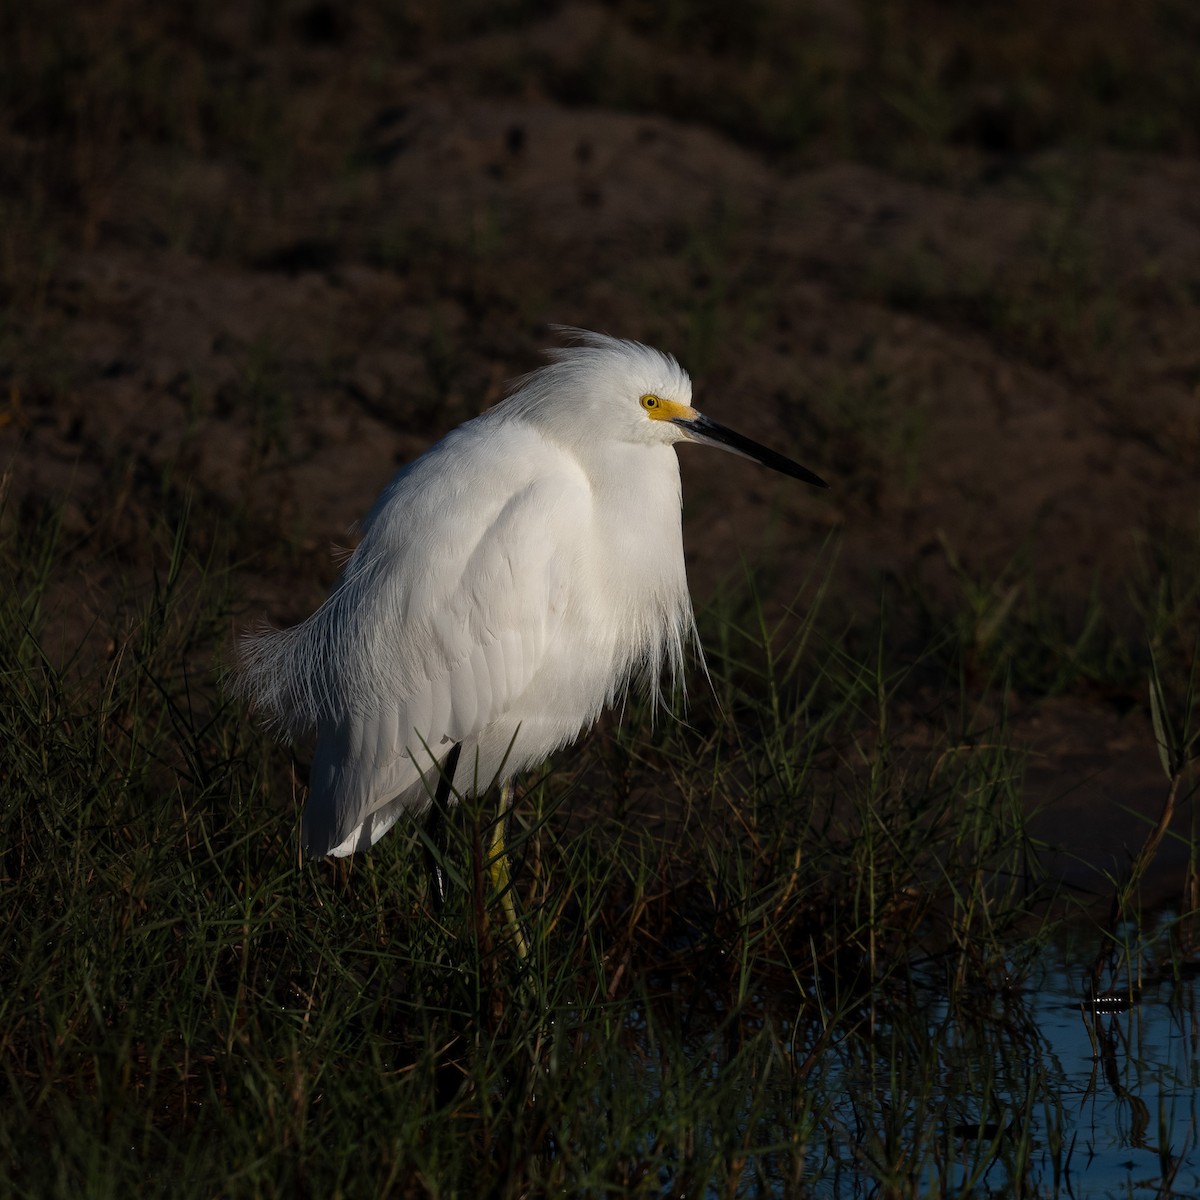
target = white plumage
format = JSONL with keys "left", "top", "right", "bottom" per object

{"left": 240, "top": 330, "right": 826, "bottom": 857}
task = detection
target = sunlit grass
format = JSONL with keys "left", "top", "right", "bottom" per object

{"left": 5, "top": 498, "right": 1194, "bottom": 1198}
{"left": 2, "top": 1, "right": 1198, "bottom": 1193}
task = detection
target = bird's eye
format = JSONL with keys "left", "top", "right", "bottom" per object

{"left": 641, "top": 393, "right": 661, "bottom": 412}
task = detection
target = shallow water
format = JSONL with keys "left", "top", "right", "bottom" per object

{"left": 626, "top": 911, "right": 1200, "bottom": 1197}
{"left": 823, "top": 913, "right": 1200, "bottom": 1198}
{"left": 1008, "top": 917, "right": 1199, "bottom": 1198}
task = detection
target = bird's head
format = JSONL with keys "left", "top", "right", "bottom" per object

{"left": 513, "top": 329, "right": 828, "bottom": 489}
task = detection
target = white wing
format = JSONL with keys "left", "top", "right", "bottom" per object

{"left": 242, "top": 415, "right": 592, "bottom": 856}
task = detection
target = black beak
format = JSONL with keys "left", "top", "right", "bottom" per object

{"left": 673, "top": 413, "right": 829, "bottom": 490}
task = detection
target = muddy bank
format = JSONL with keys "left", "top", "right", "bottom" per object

{"left": 2, "top": 1, "right": 1196, "bottom": 894}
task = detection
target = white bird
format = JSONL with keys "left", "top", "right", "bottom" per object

{"left": 241, "top": 330, "right": 826, "bottom": 911}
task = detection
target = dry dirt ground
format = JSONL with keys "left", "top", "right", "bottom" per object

{"left": 3, "top": 1, "right": 1198, "bottom": 898}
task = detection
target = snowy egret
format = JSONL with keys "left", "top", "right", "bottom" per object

{"left": 241, "top": 330, "right": 826, "bottom": 938}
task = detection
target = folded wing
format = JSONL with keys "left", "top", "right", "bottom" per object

{"left": 240, "top": 423, "right": 592, "bottom": 857}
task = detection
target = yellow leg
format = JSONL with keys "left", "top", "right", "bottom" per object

{"left": 488, "top": 780, "right": 529, "bottom": 959}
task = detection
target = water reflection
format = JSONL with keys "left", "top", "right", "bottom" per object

{"left": 1030, "top": 917, "right": 1200, "bottom": 1198}
{"left": 624, "top": 912, "right": 1199, "bottom": 1197}
{"left": 844, "top": 913, "right": 1200, "bottom": 1197}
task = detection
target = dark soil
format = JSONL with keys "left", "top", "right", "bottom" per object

{"left": 3, "top": 0, "right": 1197, "bottom": 900}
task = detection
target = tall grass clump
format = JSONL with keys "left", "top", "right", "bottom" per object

{"left": 0, "top": 508, "right": 1127, "bottom": 1198}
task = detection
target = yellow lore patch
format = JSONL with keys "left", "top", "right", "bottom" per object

{"left": 640, "top": 393, "right": 694, "bottom": 422}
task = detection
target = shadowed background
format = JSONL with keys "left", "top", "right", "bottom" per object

{"left": 4, "top": 5, "right": 1200, "bottom": 1195}
{"left": 2, "top": 0, "right": 1198, "bottom": 878}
